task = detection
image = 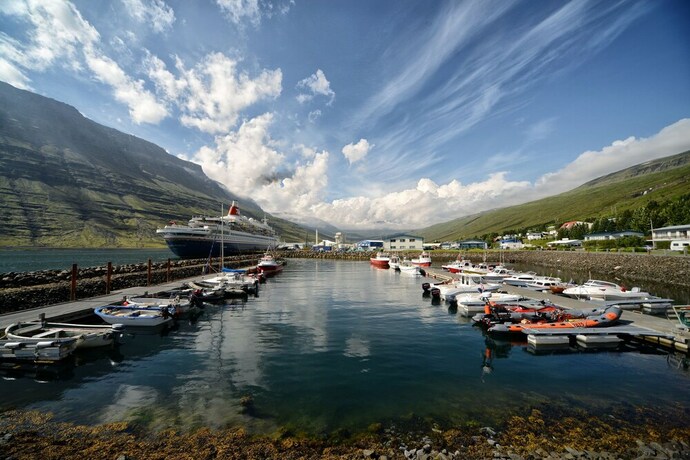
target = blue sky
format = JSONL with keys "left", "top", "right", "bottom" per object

{"left": 1, "top": 0, "right": 689, "bottom": 230}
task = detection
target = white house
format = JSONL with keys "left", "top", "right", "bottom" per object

{"left": 547, "top": 238, "right": 582, "bottom": 248}
{"left": 652, "top": 224, "right": 690, "bottom": 243}
{"left": 584, "top": 231, "right": 645, "bottom": 241}
{"left": 384, "top": 234, "right": 424, "bottom": 251}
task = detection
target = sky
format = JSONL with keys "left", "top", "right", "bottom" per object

{"left": 1, "top": 0, "right": 689, "bottom": 231}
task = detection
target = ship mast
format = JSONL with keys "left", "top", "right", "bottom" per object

{"left": 220, "top": 203, "right": 224, "bottom": 270}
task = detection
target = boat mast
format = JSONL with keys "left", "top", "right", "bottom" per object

{"left": 220, "top": 203, "right": 224, "bottom": 270}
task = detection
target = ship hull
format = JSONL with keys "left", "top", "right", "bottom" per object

{"left": 162, "top": 235, "right": 278, "bottom": 259}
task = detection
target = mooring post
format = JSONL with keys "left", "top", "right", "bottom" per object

{"left": 70, "top": 263, "right": 77, "bottom": 301}
{"left": 106, "top": 261, "right": 112, "bottom": 294}
{"left": 167, "top": 258, "right": 171, "bottom": 282}
{"left": 147, "top": 258, "right": 152, "bottom": 286}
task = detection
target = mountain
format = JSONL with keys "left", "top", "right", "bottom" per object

{"left": 416, "top": 150, "right": 690, "bottom": 242}
{"left": 0, "top": 81, "right": 308, "bottom": 247}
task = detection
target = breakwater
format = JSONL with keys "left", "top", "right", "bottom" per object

{"left": 282, "top": 250, "right": 690, "bottom": 287}
{"left": 0, "top": 255, "right": 260, "bottom": 313}
{"left": 1, "top": 250, "right": 688, "bottom": 314}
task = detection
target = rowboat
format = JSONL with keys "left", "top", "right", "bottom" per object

{"left": 1, "top": 335, "right": 78, "bottom": 362}
{"left": 94, "top": 305, "right": 174, "bottom": 327}
{"left": 5, "top": 321, "right": 125, "bottom": 349}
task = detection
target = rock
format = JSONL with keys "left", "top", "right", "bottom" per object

{"left": 362, "top": 449, "right": 375, "bottom": 458}
{"left": 423, "top": 444, "right": 432, "bottom": 453}
{"left": 481, "top": 426, "right": 497, "bottom": 437}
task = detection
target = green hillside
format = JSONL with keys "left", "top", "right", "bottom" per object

{"left": 0, "top": 82, "right": 311, "bottom": 248}
{"left": 417, "top": 150, "right": 690, "bottom": 241}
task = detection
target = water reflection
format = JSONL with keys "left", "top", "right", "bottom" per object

{"left": 0, "top": 259, "right": 688, "bottom": 435}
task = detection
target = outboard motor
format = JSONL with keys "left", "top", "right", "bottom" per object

{"left": 422, "top": 282, "right": 431, "bottom": 293}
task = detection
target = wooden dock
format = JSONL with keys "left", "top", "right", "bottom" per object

{"left": 423, "top": 268, "right": 690, "bottom": 353}
{"left": 0, "top": 273, "right": 220, "bottom": 326}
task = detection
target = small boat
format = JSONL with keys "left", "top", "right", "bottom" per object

{"left": 256, "top": 253, "right": 284, "bottom": 274}
{"left": 1, "top": 335, "right": 78, "bottom": 362}
{"left": 436, "top": 273, "right": 501, "bottom": 301}
{"left": 370, "top": 252, "right": 391, "bottom": 268}
{"left": 487, "top": 306, "right": 623, "bottom": 335}
{"left": 5, "top": 321, "right": 125, "bottom": 349}
{"left": 399, "top": 259, "right": 422, "bottom": 275}
{"left": 562, "top": 279, "right": 652, "bottom": 301}
{"left": 524, "top": 276, "right": 563, "bottom": 292}
{"left": 94, "top": 305, "right": 175, "bottom": 327}
{"left": 389, "top": 254, "right": 401, "bottom": 271}
{"left": 502, "top": 272, "right": 539, "bottom": 287}
{"left": 410, "top": 251, "right": 432, "bottom": 267}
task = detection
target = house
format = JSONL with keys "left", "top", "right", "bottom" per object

{"left": 526, "top": 232, "right": 545, "bottom": 241}
{"left": 499, "top": 238, "right": 523, "bottom": 250}
{"left": 384, "top": 234, "right": 424, "bottom": 251}
{"left": 652, "top": 224, "right": 690, "bottom": 243}
{"left": 457, "top": 239, "right": 488, "bottom": 250}
{"left": 547, "top": 238, "right": 582, "bottom": 248}
{"left": 584, "top": 231, "right": 645, "bottom": 241}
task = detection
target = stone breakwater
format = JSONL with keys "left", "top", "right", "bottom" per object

{"left": 1, "top": 250, "right": 688, "bottom": 314}
{"left": 0, "top": 255, "right": 258, "bottom": 313}
{"left": 283, "top": 250, "right": 690, "bottom": 287}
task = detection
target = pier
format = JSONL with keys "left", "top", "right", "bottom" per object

{"left": 423, "top": 267, "right": 690, "bottom": 353}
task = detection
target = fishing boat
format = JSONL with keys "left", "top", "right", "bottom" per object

{"left": 94, "top": 305, "right": 175, "bottom": 327}
{"left": 5, "top": 321, "right": 125, "bottom": 349}
{"left": 435, "top": 273, "right": 501, "bottom": 301}
{"left": 156, "top": 201, "right": 278, "bottom": 258}
{"left": 256, "top": 253, "right": 284, "bottom": 274}
{"left": 370, "top": 252, "right": 391, "bottom": 268}
{"left": 410, "top": 251, "right": 432, "bottom": 267}
{"left": 399, "top": 259, "right": 422, "bottom": 275}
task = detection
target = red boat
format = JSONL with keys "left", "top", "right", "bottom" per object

{"left": 370, "top": 252, "right": 391, "bottom": 268}
{"left": 487, "top": 306, "right": 622, "bottom": 335}
{"left": 411, "top": 251, "right": 432, "bottom": 267}
{"left": 257, "top": 253, "right": 284, "bottom": 274}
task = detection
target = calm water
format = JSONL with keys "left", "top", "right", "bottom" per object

{"left": 0, "top": 248, "right": 177, "bottom": 273}
{"left": 0, "top": 259, "right": 688, "bottom": 435}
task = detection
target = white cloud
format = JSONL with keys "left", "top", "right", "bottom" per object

{"left": 122, "top": 0, "right": 175, "bottom": 34}
{"left": 296, "top": 69, "right": 335, "bottom": 105}
{"left": 191, "top": 113, "right": 330, "bottom": 215}
{"left": 534, "top": 118, "right": 690, "bottom": 196}
{"left": 0, "top": 57, "right": 31, "bottom": 89}
{"left": 216, "top": 0, "right": 293, "bottom": 27}
{"left": 147, "top": 52, "right": 282, "bottom": 133}
{"left": 216, "top": 0, "right": 261, "bottom": 26}
{"left": 0, "top": 0, "right": 168, "bottom": 125}
{"left": 341, "top": 139, "right": 372, "bottom": 165}
{"left": 264, "top": 119, "right": 690, "bottom": 231}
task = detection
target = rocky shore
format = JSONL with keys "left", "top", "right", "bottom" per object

{"left": 1, "top": 404, "right": 688, "bottom": 460}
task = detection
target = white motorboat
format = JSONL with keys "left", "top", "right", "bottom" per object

{"left": 5, "top": 321, "right": 125, "bottom": 349}
{"left": 503, "top": 272, "right": 538, "bottom": 287}
{"left": 94, "top": 305, "right": 174, "bottom": 327}
{"left": 437, "top": 274, "right": 501, "bottom": 301}
{"left": 525, "top": 276, "right": 563, "bottom": 292}
{"left": 389, "top": 254, "right": 401, "bottom": 270}
{"left": 562, "top": 279, "right": 653, "bottom": 301}
{"left": 399, "top": 260, "right": 422, "bottom": 275}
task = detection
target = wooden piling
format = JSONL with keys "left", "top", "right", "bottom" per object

{"left": 70, "top": 263, "right": 77, "bottom": 301}
{"left": 106, "top": 262, "right": 112, "bottom": 294}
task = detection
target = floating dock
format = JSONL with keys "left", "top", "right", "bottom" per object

{"left": 423, "top": 267, "right": 690, "bottom": 353}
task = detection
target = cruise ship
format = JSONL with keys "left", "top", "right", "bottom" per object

{"left": 156, "top": 202, "right": 279, "bottom": 258}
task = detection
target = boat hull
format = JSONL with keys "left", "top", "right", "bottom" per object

{"left": 370, "top": 259, "right": 389, "bottom": 268}
{"left": 162, "top": 236, "right": 278, "bottom": 259}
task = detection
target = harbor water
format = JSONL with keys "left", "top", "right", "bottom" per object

{"left": 0, "top": 258, "right": 688, "bottom": 435}
{"left": 0, "top": 248, "right": 177, "bottom": 273}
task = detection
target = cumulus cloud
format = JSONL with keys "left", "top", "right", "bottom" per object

{"left": 147, "top": 52, "right": 282, "bottom": 133}
{"left": 191, "top": 113, "right": 330, "bottom": 215}
{"left": 296, "top": 69, "right": 335, "bottom": 105}
{"left": 122, "top": 0, "right": 175, "bottom": 34}
{"left": 256, "top": 119, "right": 689, "bottom": 231}
{"left": 0, "top": 0, "right": 168, "bottom": 124}
{"left": 341, "top": 139, "right": 372, "bottom": 165}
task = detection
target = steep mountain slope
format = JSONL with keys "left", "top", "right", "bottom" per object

{"left": 417, "top": 150, "right": 690, "bottom": 242}
{"left": 0, "top": 81, "right": 307, "bottom": 247}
